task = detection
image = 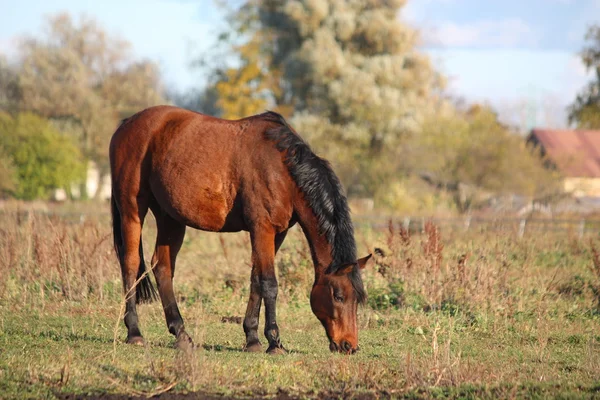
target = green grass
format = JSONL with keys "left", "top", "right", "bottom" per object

{"left": 1, "top": 211, "right": 600, "bottom": 399}
{"left": 1, "top": 297, "right": 599, "bottom": 399}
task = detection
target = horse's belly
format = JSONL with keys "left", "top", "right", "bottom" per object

{"left": 151, "top": 176, "right": 240, "bottom": 232}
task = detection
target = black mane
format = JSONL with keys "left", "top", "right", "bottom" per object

{"left": 261, "top": 111, "right": 366, "bottom": 304}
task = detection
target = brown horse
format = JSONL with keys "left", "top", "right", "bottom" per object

{"left": 109, "top": 105, "right": 371, "bottom": 354}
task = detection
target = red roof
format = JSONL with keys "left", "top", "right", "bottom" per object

{"left": 530, "top": 129, "right": 600, "bottom": 178}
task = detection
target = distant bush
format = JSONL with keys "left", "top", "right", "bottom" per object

{"left": 368, "top": 280, "right": 405, "bottom": 311}
{"left": 0, "top": 112, "right": 84, "bottom": 200}
{"left": 0, "top": 144, "right": 17, "bottom": 198}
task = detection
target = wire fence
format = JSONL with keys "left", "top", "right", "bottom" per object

{"left": 2, "top": 209, "right": 599, "bottom": 239}
{"left": 354, "top": 215, "right": 600, "bottom": 238}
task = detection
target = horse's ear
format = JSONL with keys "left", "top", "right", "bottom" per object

{"left": 332, "top": 254, "right": 372, "bottom": 276}
{"left": 357, "top": 254, "right": 372, "bottom": 270}
{"left": 333, "top": 262, "right": 355, "bottom": 276}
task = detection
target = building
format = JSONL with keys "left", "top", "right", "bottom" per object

{"left": 528, "top": 128, "right": 600, "bottom": 197}
{"left": 54, "top": 162, "right": 111, "bottom": 201}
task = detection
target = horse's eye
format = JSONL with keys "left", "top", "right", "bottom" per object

{"left": 334, "top": 293, "right": 344, "bottom": 303}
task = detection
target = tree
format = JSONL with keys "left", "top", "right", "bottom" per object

{"left": 17, "top": 13, "right": 165, "bottom": 198}
{"left": 194, "top": 2, "right": 280, "bottom": 119}
{"left": 0, "top": 144, "right": 17, "bottom": 198}
{"left": 569, "top": 25, "right": 600, "bottom": 129}
{"left": 414, "top": 104, "right": 560, "bottom": 212}
{"left": 0, "top": 113, "right": 84, "bottom": 200}
{"left": 234, "top": 0, "right": 444, "bottom": 196}
{"left": 214, "top": 39, "right": 271, "bottom": 119}
{"left": 0, "top": 56, "right": 20, "bottom": 113}
{"left": 168, "top": 86, "right": 221, "bottom": 116}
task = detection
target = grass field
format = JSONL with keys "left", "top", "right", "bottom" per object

{"left": 1, "top": 208, "right": 600, "bottom": 399}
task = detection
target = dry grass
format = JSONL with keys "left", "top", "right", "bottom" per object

{"left": 0, "top": 212, "right": 116, "bottom": 304}
{"left": 1, "top": 209, "right": 600, "bottom": 399}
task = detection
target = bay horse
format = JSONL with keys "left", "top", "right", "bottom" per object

{"left": 109, "top": 105, "right": 371, "bottom": 354}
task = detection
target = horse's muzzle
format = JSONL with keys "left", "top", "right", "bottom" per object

{"left": 329, "top": 340, "right": 359, "bottom": 354}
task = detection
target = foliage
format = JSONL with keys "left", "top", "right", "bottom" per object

{"left": 0, "top": 113, "right": 84, "bottom": 200}
{"left": 258, "top": 0, "right": 442, "bottom": 124}
{"left": 168, "top": 86, "right": 222, "bottom": 116}
{"left": 413, "top": 104, "right": 561, "bottom": 212}
{"left": 272, "top": 0, "right": 443, "bottom": 194}
{"left": 373, "top": 176, "right": 457, "bottom": 214}
{"left": 0, "top": 144, "right": 17, "bottom": 197}
{"left": 193, "top": 2, "right": 281, "bottom": 119}
{"left": 368, "top": 279, "right": 405, "bottom": 310}
{"left": 569, "top": 25, "right": 600, "bottom": 129}
{"left": 16, "top": 13, "right": 165, "bottom": 197}
{"left": 214, "top": 39, "right": 271, "bottom": 119}
{"left": 0, "top": 56, "right": 20, "bottom": 113}
{"left": 205, "top": 0, "right": 443, "bottom": 197}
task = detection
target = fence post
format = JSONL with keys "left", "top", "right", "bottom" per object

{"left": 579, "top": 219, "right": 585, "bottom": 239}
{"left": 518, "top": 219, "right": 526, "bottom": 239}
{"left": 464, "top": 215, "right": 472, "bottom": 231}
{"left": 403, "top": 217, "right": 411, "bottom": 231}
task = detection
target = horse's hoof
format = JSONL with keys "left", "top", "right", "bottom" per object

{"left": 126, "top": 336, "right": 145, "bottom": 346}
{"left": 174, "top": 332, "right": 194, "bottom": 352}
{"left": 244, "top": 341, "right": 263, "bottom": 353}
{"left": 266, "top": 345, "right": 286, "bottom": 355}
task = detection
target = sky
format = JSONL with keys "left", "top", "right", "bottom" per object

{"left": 0, "top": 0, "right": 598, "bottom": 128}
{"left": 404, "top": 0, "right": 599, "bottom": 128}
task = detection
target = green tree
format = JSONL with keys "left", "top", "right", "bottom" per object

{"left": 0, "top": 144, "right": 17, "bottom": 198}
{"left": 414, "top": 104, "right": 560, "bottom": 212}
{"left": 569, "top": 25, "right": 600, "bottom": 129}
{"left": 0, "top": 113, "right": 84, "bottom": 200}
{"left": 17, "top": 13, "right": 165, "bottom": 198}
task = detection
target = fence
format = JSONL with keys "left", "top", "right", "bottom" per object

{"left": 1, "top": 209, "right": 599, "bottom": 238}
{"left": 354, "top": 215, "right": 600, "bottom": 238}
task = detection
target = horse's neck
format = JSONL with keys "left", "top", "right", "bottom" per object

{"left": 294, "top": 199, "right": 333, "bottom": 279}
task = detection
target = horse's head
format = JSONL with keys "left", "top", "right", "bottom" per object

{"left": 310, "top": 254, "right": 371, "bottom": 354}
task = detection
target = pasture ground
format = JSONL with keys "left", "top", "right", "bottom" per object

{"left": 1, "top": 208, "right": 600, "bottom": 399}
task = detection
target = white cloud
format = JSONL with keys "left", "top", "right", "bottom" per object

{"left": 429, "top": 19, "right": 541, "bottom": 48}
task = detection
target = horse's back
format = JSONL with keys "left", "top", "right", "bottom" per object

{"left": 110, "top": 106, "right": 294, "bottom": 233}
{"left": 110, "top": 105, "right": 245, "bottom": 179}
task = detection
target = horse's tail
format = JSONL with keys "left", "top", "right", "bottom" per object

{"left": 111, "top": 193, "right": 157, "bottom": 304}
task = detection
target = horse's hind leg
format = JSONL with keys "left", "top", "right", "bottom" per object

{"left": 119, "top": 198, "right": 150, "bottom": 345}
{"left": 150, "top": 207, "right": 191, "bottom": 350}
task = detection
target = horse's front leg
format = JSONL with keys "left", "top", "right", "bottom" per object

{"left": 262, "top": 273, "right": 285, "bottom": 354}
{"left": 248, "top": 226, "right": 286, "bottom": 354}
{"left": 244, "top": 229, "right": 288, "bottom": 353}
{"left": 243, "top": 265, "right": 263, "bottom": 352}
